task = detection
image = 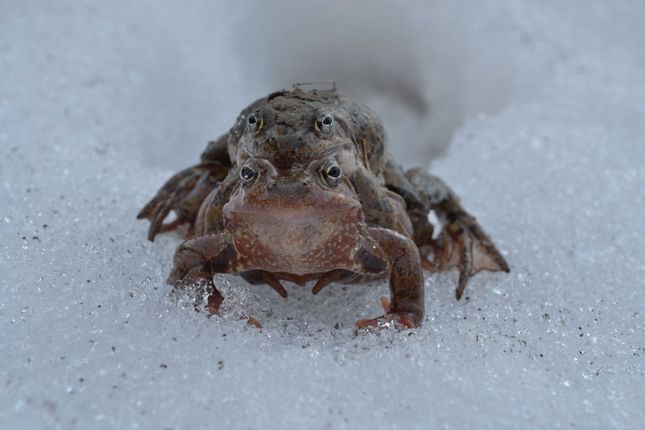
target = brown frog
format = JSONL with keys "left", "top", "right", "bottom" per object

{"left": 138, "top": 85, "right": 509, "bottom": 330}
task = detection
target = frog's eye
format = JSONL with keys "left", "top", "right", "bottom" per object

{"left": 247, "top": 113, "right": 263, "bottom": 132}
{"left": 315, "top": 114, "right": 334, "bottom": 134}
{"left": 321, "top": 114, "right": 334, "bottom": 127}
{"left": 239, "top": 162, "right": 258, "bottom": 184}
{"left": 321, "top": 159, "right": 342, "bottom": 187}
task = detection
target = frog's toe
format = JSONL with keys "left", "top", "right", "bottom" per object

{"left": 437, "top": 214, "right": 510, "bottom": 300}
{"left": 245, "top": 315, "right": 263, "bottom": 329}
{"left": 138, "top": 166, "right": 211, "bottom": 241}
{"left": 167, "top": 271, "right": 222, "bottom": 315}
{"left": 354, "top": 312, "right": 420, "bottom": 334}
{"left": 206, "top": 289, "right": 224, "bottom": 315}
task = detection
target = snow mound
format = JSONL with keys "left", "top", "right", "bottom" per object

{"left": 2, "top": 2, "right": 644, "bottom": 429}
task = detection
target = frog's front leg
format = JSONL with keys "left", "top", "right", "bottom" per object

{"left": 137, "top": 134, "right": 231, "bottom": 241}
{"left": 354, "top": 227, "right": 425, "bottom": 330}
{"left": 405, "top": 168, "right": 510, "bottom": 300}
{"left": 167, "top": 232, "right": 237, "bottom": 314}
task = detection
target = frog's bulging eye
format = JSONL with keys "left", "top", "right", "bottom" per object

{"left": 322, "top": 115, "right": 333, "bottom": 127}
{"left": 327, "top": 164, "right": 341, "bottom": 179}
{"left": 240, "top": 163, "right": 258, "bottom": 184}
{"left": 315, "top": 114, "right": 334, "bottom": 134}
{"left": 247, "top": 113, "right": 263, "bottom": 132}
{"left": 321, "top": 160, "right": 342, "bottom": 186}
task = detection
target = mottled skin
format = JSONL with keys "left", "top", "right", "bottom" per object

{"left": 138, "top": 87, "right": 509, "bottom": 330}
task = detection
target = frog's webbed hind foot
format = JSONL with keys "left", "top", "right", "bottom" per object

{"left": 405, "top": 168, "right": 509, "bottom": 300}
{"left": 138, "top": 136, "right": 231, "bottom": 241}
{"left": 138, "top": 163, "right": 227, "bottom": 240}
{"left": 432, "top": 209, "right": 510, "bottom": 299}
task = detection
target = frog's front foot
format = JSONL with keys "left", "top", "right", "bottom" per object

{"left": 167, "top": 263, "right": 223, "bottom": 314}
{"left": 167, "top": 233, "right": 233, "bottom": 314}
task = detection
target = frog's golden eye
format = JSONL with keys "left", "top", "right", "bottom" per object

{"left": 315, "top": 114, "right": 334, "bottom": 134}
{"left": 247, "top": 113, "right": 263, "bottom": 132}
{"left": 321, "top": 159, "right": 342, "bottom": 187}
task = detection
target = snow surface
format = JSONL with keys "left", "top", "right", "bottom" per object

{"left": 2, "top": 1, "right": 645, "bottom": 429}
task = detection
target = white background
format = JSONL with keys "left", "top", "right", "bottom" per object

{"left": 1, "top": 1, "right": 644, "bottom": 429}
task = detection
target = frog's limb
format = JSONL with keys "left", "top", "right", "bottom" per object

{"left": 137, "top": 134, "right": 231, "bottom": 241}
{"left": 239, "top": 270, "right": 290, "bottom": 299}
{"left": 382, "top": 155, "right": 424, "bottom": 210}
{"left": 167, "top": 232, "right": 236, "bottom": 314}
{"left": 351, "top": 167, "right": 400, "bottom": 230}
{"left": 354, "top": 227, "right": 425, "bottom": 330}
{"left": 193, "top": 170, "right": 239, "bottom": 236}
{"left": 311, "top": 270, "right": 357, "bottom": 295}
{"left": 405, "top": 167, "right": 510, "bottom": 300}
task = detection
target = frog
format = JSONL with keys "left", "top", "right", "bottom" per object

{"left": 137, "top": 84, "right": 509, "bottom": 330}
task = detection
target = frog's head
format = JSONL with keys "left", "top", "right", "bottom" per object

{"left": 222, "top": 151, "right": 365, "bottom": 274}
{"left": 222, "top": 90, "right": 371, "bottom": 274}
{"left": 230, "top": 88, "right": 358, "bottom": 169}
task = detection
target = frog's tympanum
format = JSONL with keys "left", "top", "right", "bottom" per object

{"left": 138, "top": 86, "right": 509, "bottom": 330}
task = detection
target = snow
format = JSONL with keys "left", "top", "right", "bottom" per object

{"left": 2, "top": 1, "right": 644, "bottom": 429}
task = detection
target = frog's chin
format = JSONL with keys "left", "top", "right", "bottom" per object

{"left": 225, "top": 206, "right": 367, "bottom": 275}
